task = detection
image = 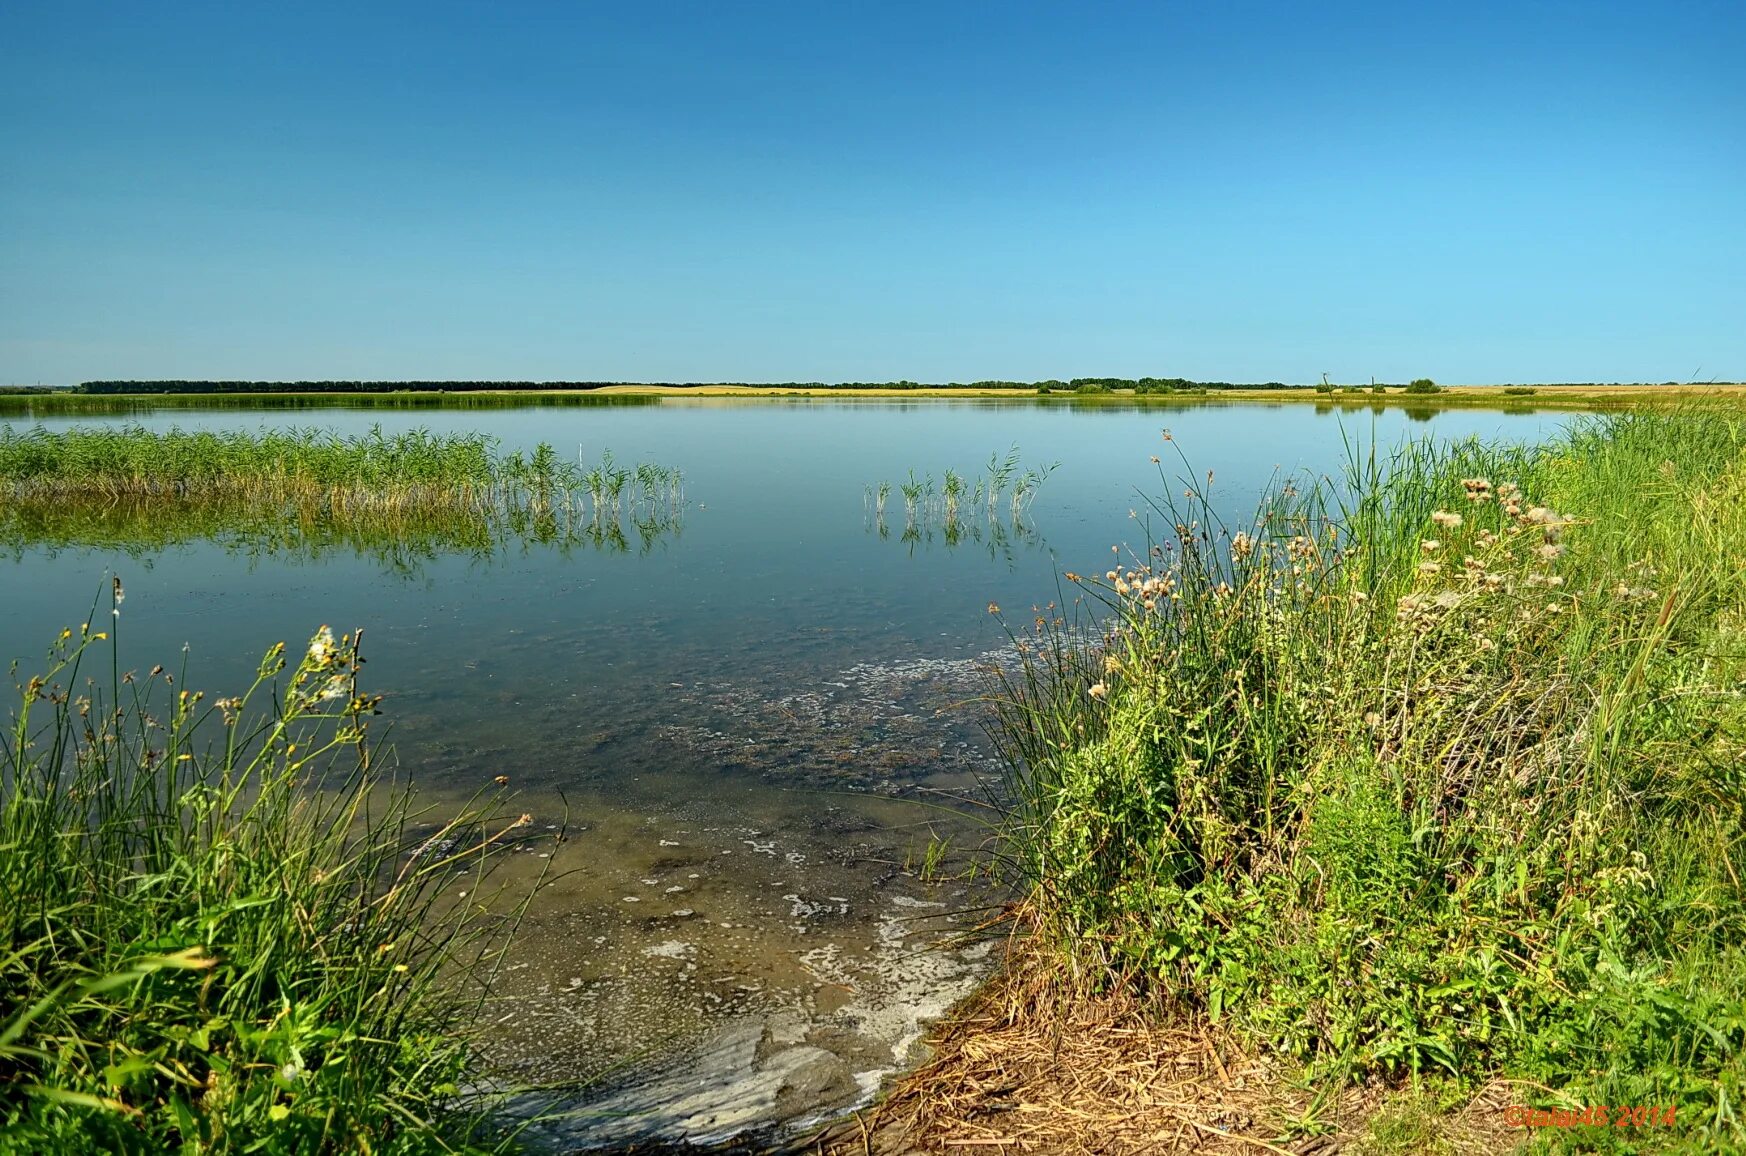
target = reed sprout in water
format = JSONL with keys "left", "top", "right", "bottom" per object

{"left": 865, "top": 445, "right": 1057, "bottom": 538}
{"left": 0, "top": 588, "right": 554, "bottom": 1150}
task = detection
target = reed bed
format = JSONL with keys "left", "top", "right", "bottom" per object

{"left": 0, "top": 426, "right": 686, "bottom": 563}
{"left": 0, "top": 592, "right": 556, "bottom": 1151}
{"left": 983, "top": 406, "right": 1746, "bottom": 1150}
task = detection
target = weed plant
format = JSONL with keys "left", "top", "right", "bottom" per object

{"left": 990, "top": 407, "right": 1746, "bottom": 1147}
{"left": 0, "top": 591, "right": 551, "bottom": 1152}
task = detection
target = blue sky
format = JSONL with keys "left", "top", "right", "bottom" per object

{"left": 3, "top": 1, "right": 1741, "bottom": 385}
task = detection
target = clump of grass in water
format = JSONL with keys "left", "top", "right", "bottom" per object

{"left": 0, "top": 586, "right": 553, "bottom": 1151}
{"left": 869, "top": 445, "right": 1057, "bottom": 536}
{"left": 989, "top": 407, "right": 1746, "bottom": 1144}
{"left": 0, "top": 426, "right": 686, "bottom": 566}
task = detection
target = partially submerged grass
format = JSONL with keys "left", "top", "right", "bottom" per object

{"left": 986, "top": 406, "right": 1746, "bottom": 1148}
{"left": 867, "top": 448, "right": 1056, "bottom": 532}
{"left": 0, "top": 594, "right": 554, "bottom": 1152}
{"left": 0, "top": 426, "right": 686, "bottom": 567}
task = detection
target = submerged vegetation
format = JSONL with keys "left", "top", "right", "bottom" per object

{"left": 991, "top": 406, "right": 1746, "bottom": 1147}
{"left": 0, "top": 426, "right": 686, "bottom": 566}
{"left": 0, "top": 599, "right": 551, "bottom": 1151}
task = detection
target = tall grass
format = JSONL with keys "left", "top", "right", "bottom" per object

{"left": 0, "top": 426, "right": 686, "bottom": 566}
{"left": 991, "top": 407, "right": 1746, "bottom": 1146}
{"left": 0, "top": 593, "right": 551, "bottom": 1152}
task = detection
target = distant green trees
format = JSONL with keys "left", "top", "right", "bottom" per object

{"left": 1405, "top": 378, "right": 1443, "bottom": 394}
{"left": 72, "top": 377, "right": 1379, "bottom": 396}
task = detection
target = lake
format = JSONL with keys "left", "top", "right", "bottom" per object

{"left": 0, "top": 397, "right": 1568, "bottom": 1146}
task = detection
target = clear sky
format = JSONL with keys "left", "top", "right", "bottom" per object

{"left": 3, "top": 1, "right": 1741, "bottom": 385}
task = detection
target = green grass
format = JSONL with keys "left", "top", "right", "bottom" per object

{"left": 0, "top": 394, "right": 662, "bottom": 417}
{"left": 0, "top": 599, "right": 554, "bottom": 1153}
{"left": 991, "top": 406, "right": 1746, "bottom": 1149}
{"left": 0, "top": 426, "right": 686, "bottom": 567}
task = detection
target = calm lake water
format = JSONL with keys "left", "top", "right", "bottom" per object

{"left": 0, "top": 398, "right": 1569, "bottom": 1145}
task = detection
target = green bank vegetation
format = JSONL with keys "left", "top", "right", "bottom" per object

{"left": 0, "top": 602, "right": 552, "bottom": 1152}
{"left": 0, "top": 426, "right": 686, "bottom": 566}
{"left": 992, "top": 406, "right": 1746, "bottom": 1148}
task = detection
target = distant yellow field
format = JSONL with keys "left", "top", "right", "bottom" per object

{"left": 578, "top": 382, "right": 1746, "bottom": 408}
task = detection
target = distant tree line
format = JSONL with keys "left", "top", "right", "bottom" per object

{"left": 69, "top": 379, "right": 1706, "bottom": 396}
{"left": 77, "top": 380, "right": 632, "bottom": 395}
{"left": 75, "top": 378, "right": 1316, "bottom": 395}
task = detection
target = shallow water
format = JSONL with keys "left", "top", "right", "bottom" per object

{"left": 0, "top": 397, "right": 1569, "bottom": 1145}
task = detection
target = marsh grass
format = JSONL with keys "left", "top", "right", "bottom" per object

{"left": 0, "top": 595, "right": 555, "bottom": 1152}
{"left": 0, "top": 426, "right": 685, "bottom": 566}
{"left": 990, "top": 406, "right": 1746, "bottom": 1148}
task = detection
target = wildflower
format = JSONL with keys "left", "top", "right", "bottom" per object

{"left": 1088, "top": 682, "right": 1108, "bottom": 700}
{"left": 1363, "top": 711, "right": 1382, "bottom": 728}
{"left": 987, "top": 602, "right": 1000, "bottom": 615}
{"left": 1161, "top": 429, "right": 1173, "bottom": 441}
{"left": 1421, "top": 539, "right": 1441, "bottom": 553}
{"left": 1351, "top": 591, "right": 1369, "bottom": 604}
{"left": 1537, "top": 543, "right": 1566, "bottom": 561}
{"left": 1150, "top": 455, "right": 1161, "bottom": 464}
{"left": 1230, "top": 532, "right": 1254, "bottom": 562}
{"left": 1418, "top": 561, "right": 1442, "bottom": 574}
{"left": 112, "top": 576, "right": 124, "bottom": 618}
{"left": 1433, "top": 590, "right": 1463, "bottom": 609}
{"left": 307, "top": 626, "right": 336, "bottom": 666}
{"left": 1461, "top": 477, "right": 1493, "bottom": 502}
{"left": 1430, "top": 510, "right": 1463, "bottom": 529}
{"left": 318, "top": 675, "right": 348, "bottom": 702}
{"left": 494, "top": 774, "right": 510, "bottom": 786}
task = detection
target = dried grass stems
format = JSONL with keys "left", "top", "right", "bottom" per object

{"left": 809, "top": 917, "right": 1524, "bottom": 1155}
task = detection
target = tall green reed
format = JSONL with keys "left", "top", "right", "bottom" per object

{"left": 0, "top": 587, "right": 554, "bottom": 1152}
